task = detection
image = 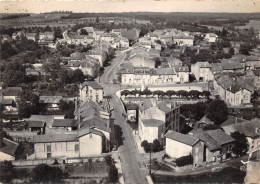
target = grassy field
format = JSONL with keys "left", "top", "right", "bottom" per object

{"left": 235, "top": 20, "right": 260, "bottom": 31}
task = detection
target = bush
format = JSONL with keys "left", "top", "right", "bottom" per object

{"left": 108, "top": 164, "right": 118, "bottom": 183}
{"left": 175, "top": 155, "right": 193, "bottom": 167}
{"left": 141, "top": 140, "right": 151, "bottom": 153}
{"left": 0, "top": 161, "right": 15, "bottom": 183}
{"left": 152, "top": 139, "right": 164, "bottom": 152}
{"left": 30, "top": 164, "right": 65, "bottom": 183}
{"left": 104, "top": 155, "right": 113, "bottom": 166}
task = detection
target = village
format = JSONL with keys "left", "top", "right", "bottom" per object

{"left": 0, "top": 11, "right": 260, "bottom": 184}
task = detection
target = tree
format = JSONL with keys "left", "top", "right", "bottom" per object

{"left": 231, "top": 131, "right": 248, "bottom": 157}
{"left": 0, "top": 161, "right": 15, "bottom": 183}
{"left": 108, "top": 164, "right": 118, "bottom": 183}
{"left": 141, "top": 140, "right": 151, "bottom": 153}
{"left": 80, "top": 29, "right": 88, "bottom": 35}
{"left": 18, "top": 100, "right": 31, "bottom": 118}
{"left": 229, "top": 47, "right": 235, "bottom": 55}
{"left": 188, "top": 90, "right": 201, "bottom": 99}
{"left": 141, "top": 87, "right": 152, "bottom": 96}
{"left": 177, "top": 90, "right": 189, "bottom": 98}
{"left": 30, "top": 164, "right": 65, "bottom": 183}
{"left": 121, "top": 90, "right": 130, "bottom": 97}
{"left": 72, "top": 69, "right": 85, "bottom": 83}
{"left": 166, "top": 90, "right": 176, "bottom": 99}
{"left": 152, "top": 139, "right": 163, "bottom": 152}
{"left": 206, "top": 99, "right": 228, "bottom": 125}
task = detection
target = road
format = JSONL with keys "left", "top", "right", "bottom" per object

{"left": 99, "top": 50, "right": 148, "bottom": 184}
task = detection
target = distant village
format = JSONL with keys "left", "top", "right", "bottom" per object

{"left": 0, "top": 13, "right": 260, "bottom": 184}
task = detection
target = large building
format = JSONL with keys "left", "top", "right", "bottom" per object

{"left": 121, "top": 66, "right": 189, "bottom": 85}
{"left": 138, "top": 100, "right": 181, "bottom": 144}
{"left": 191, "top": 62, "right": 211, "bottom": 82}
{"left": 79, "top": 81, "right": 104, "bottom": 103}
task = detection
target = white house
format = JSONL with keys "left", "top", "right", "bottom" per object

{"left": 191, "top": 62, "right": 211, "bottom": 82}
{"left": 205, "top": 33, "right": 218, "bottom": 43}
{"left": 165, "top": 130, "right": 202, "bottom": 163}
{"left": 79, "top": 81, "right": 103, "bottom": 103}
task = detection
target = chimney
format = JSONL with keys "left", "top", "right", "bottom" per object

{"left": 256, "top": 128, "right": 258, "bottom": 134}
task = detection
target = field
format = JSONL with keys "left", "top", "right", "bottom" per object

{"left": 235, "top": 20, "right": 260, "bottom": 31}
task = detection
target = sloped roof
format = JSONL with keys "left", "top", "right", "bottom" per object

{"left": 3, "top": 87, "right": 22, "bottom": 96}
{"left": 142, "top": 119, "right": 164, "bottom": 127}
{"left": 252, "top": 70, "right": 260, "bottom": 76}
{"left": 81, "top": 81, "right": 103, "bottom": 89}
{"left": 0, "top": 138, "right": 19, "bottom": 156}
{"left": 53, "top": 119, "right": 77, "bottom": 127}
{"left": 28, "top": 120, "right": 45, "bottom": 128}
{"left": 82, "top": 27, "right": 94, "bottom": 33}
{"left": 81, "top": 117, "right": 111, "bottom": 133}
{"left": 77, "top": 127, "right": 104, "bottom": 138}
{"left": 0, "top": 99, "right": 13, "bottom": 105}
{"left": 39, "top": 96, "right": 62, "bottom": 104}
{"left": 207, "top": 129, "right": 235, "bottom": 145}
{"left": 125, "top": 103, "right": 138, "bottom": 110}
{"left": 222, "top": 118, "right": 260, "bottom": 138}
{"left": 153, "top": 68, "right": 176, "bottom": 75}
{"left": 157, "top": 100, "right": 178, "bottom": 113}
{"left": 165, "top": 130, "right": 199, "bottom": 146}
{"left": 33, "top": 134, "right": 78, "bottom": 143}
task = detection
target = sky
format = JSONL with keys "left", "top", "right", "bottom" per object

{"left": 0, "top": 0, "right": 260, "bottom": 14}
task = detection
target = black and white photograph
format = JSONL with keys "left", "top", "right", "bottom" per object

{"left": 0, "top": 0, "right": 260, "bottom": 183}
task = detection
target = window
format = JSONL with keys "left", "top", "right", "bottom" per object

{"left": 47, "top": 145, "right": 51, "bottom": 152}
{"left": 90, "top": 90, "right": 92, "bottom": 93}
{"left": 75, "top": 144, "right": 79, "bottom": 151}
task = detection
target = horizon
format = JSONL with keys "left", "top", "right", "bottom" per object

{"left": 0, "top": 0, "right": 260, "bottom": 14}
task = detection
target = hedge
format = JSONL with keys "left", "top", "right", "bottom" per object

{"left": 175, "top": 154, "right": 193, "bottom": 167}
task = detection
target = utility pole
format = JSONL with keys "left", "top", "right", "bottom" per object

{"left": 149, "top": 143, "right": 152, "bottom": 175}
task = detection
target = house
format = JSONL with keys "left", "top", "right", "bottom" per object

{"left": 0, "top": 138, "right": 19, "bottom": 161}
{"left": 78, "top": 59, "right": 100, "bottom": 77}
{"left": 52, "top": 119, "right": 77, "bottom": 131}
{"left": 100, "top": 33, "right": 118, "bottom": 43}
{"left": 244, "top": 149, "right": 260, "bottom": 184}
{"left": 39, "top": 96, "right": 62, "bottom": 110}
{"left": 119, "top": 37, "right": 129, "bottom": 48}
{"left": 149, "top": 49, "right": 160, "bottom": 58}
{"left": 192, "top": 129, "right": 234, "bottom": 163}
{"left": 1, "top": 34, "right": 12, "bottom": 43}
{"left": 222, "top": 118, "right": 260, "bottom": 153}
{"left": 165, "top": 130, "right": 204, "bottom": 166}
{"left": 80, "top": 27, "right": 95, "bottom": 36}
{"left": 159, "top": 35, "right": 173, "bottom": 45}
{"left": 225, "top": 83, "right": 253, "bottom": 106}
{"left": 68, "top": 35, "right": 87, "bottom": 45}
{"left": 2, "top": 87, "right": 22, "bottom": 103}
{"left": 125, "top": 103, "right": 138, "bottom": 122}
{"left": 154, "top": 43, "right": 161, "bottom": 51}
{"left": 221, "top": 60, "right": 244, "bottom": 73}
{"left": 173, "top": 36, "right": 194, "bottom": 46}
{"left": 245, "top": 69, "right": 260, "bottom": 89}
{"left": 245, "top": 56, "right": 260, "bottom": 70}
{"left": 86, "top": 48, "right": 107, "bottom": 67}
{"left": 138, "top": 100, "right": 181, "bottom": 143}
{"left": 111, "top": 28, "right": 127, "bottom": 36}
{"left": 205, "top": 33, "right": 218, "bottom": 43}
{"left": 79, "top": 81, "right": 103, "bottom": 103}
{"left": 0, "top": 99, "right": 16, "bottom": 112}
{"left": 25, "top": 33, "right": 37, "bottom": 41}
{"left": 12, "top": 31, "right": 25, "bottom": 40}
{"left": 139, "top": 118, "right": 165, "bottom": 143}
{"left": 191, "top": 62, "right": 211, "bottom": 82}
{"left": 28, "top": 120, "right": 46, "bottom": 134}
{"left": 39, "top": 32, "right": 54, "bottom": 41}
{"left": 26, "top": 63, "right": 45, "bottom": 76}
{"left": 166, "top": 57, "right": 182, "bottom": 67}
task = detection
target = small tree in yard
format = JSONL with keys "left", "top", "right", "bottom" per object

{"left": 141, "top": 140, "right": 151, "bottom": 153}
{"left": 30, "top": 164, "right": 65, "bottom": 183}
{"left": 0, "top": 161, "right": 15, "bottom": 183}
{"left": 231, "top": 131, "right": 248, "bottom": 157}
{"left": 152, "top": 139, "right": 163, "bottom": 152}
{"left": 206, "top": 99, "right": 228, "bottom": 125}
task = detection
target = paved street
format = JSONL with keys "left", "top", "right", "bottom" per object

{"left": 99, "top": 50, "right": 148, "bottom": 184}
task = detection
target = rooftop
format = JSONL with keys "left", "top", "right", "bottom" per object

{"left": 3, "top": 87, "right": 22, "bottom": 96}
{"left": 81, "top": 81, "right": 103, "bottom": 89}
{"left": 142, "top": 119, "right": 165, "bottom": 127}
{"left": 53, "top": 119, "right": 77, "bottom": 127}
{"left": 39, "top": 96, "right": 62, "bottom": 104}
{"left": 165, "top": 130, "right": 199, "bottom": 146}
{"left": 33, "top": 134, "right": 78, "bottom": 143}
{"left": 28, "top": 120, "right": 45, "bottom": 128}
{"left": 0, "top": 138, "right": 19, "bottom": 156}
